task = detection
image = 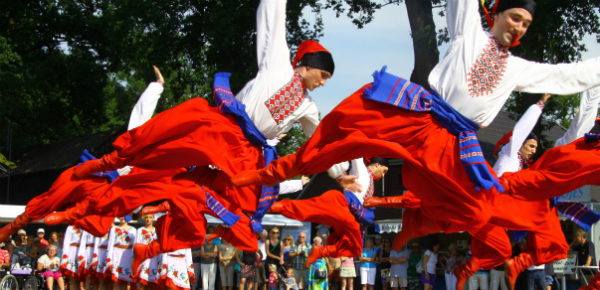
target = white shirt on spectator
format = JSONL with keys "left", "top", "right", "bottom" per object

{"left": 38, "top": 254, "right": 60, "bottom": 270}
{"left": 424, "top": 250, "right": 438, "bottom": 274}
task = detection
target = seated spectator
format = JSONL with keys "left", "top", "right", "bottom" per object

{"left": 19, "top": 234, "right": 35, "bottom": 267}
{"left": 2, "top": 237, "right": 14, "bottom": 268}
{"left": 37, "top": 245, "right": 65, "bottom": 290}
{"left": 37, "top": 228, "right": 49, "bottom": 249}
{"left": 33, "top": 237, "right": 45, "bottom": 258}
{"left": 0, "top": 242, "right": 10, "bottom": 268}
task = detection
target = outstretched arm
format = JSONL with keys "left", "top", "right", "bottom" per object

{"left": 555, "top": 87, "right": 600, "bottom": 147}
{"left": 127, "top": 66, "right": 164, "bottom": 130}
{"left": 256, "top": 0, "right": 291, "bottom": 73}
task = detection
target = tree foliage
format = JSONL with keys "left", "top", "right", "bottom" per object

{"left": 0, "top": 0, "right": 324, "bottom": 151}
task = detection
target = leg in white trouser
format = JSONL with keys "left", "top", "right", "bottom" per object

{"left": 489, "top": 269, "right": 507, "bottom": 290}
{"left": 445, "top": 272, "right": 457, "bottom": 290}
{"left": 201, "top": 263, "right": 217, "bottom": 290}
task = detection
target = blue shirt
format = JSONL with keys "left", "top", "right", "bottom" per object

{"left": 361, "top": 248, "right": 377, "bottom": 269}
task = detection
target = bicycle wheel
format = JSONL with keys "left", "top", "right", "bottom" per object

{"left": 22, "top": 276, "right": 36, "bottom": 290}
{"left": 0, "top": 275, "right": 18, "bottom": 290}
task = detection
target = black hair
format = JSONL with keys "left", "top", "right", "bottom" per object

{"left": 590, "top": 119, "right": 600, "bottom": 134}
{"left": 369, "top": 157, "right": 389, "bottom": 167}
{"left": 297, "top": 51, "right": 335, "bottom": 76}
{"left": 525, "top": 132, "right": 539, "bottom": 143}
{"left": 496, "top": 0, "right": 536, "bottom": 18}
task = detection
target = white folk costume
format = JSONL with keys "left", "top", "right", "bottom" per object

{"left": 91, "top": 231, "right": 111, "bottom": 280}
{"left": 493, "top": 101, "right": 544, "bottom": 176}
{"left": 134, "top": 226, "right": 160, "bottom": 286}
{"left": 60, "top": 226, "right": 83, "bottom": 278}
{"left": 156, "top": 249, "right": 195, "bottom": 290}
{"left": 555, "top": 87, "right": 600, "bottom": 147}
{"left": 76, "top": 230, "right": 96, "bottom": 278}
{"left": 106, "top": 225, "right": 137, "bottom": 284}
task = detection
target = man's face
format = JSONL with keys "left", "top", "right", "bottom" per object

{"left": 519, "top": 139, "right": 538, "bottom": 160}
{"left": 37, "top": 232, "right": 44, "bottom": 239}
{"left": 301, "top": 67, "right": 331, "bottom": 91}
{"left": 491, "top": 8, "right": 532, "bottom": 47}
{"left": 260, "top": 232, "right": 268, "bottom": 242}
{"left": 298, "top": 233, "right": 306, "bottom": 244}
{"left": 373, "top": 165, "right": 389, "bottom": 180}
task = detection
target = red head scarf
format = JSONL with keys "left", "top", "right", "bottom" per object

{"left": 493, "top": 130, "right": 513, "bottom": 156}
{"left": 292, "top": 40, "right": 334, "bottom": 75}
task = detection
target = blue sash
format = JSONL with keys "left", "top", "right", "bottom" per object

{"left": 362, "top": 66, "right": 503, "bottom": 192}
{"left": 79, "top": 149, "right": 119, "bottom": 183}
{"left": 213, "top": 73, "right": 280, "bottom": 234}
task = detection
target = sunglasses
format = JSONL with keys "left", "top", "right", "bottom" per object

{"left": 272, "top": 232, "right": 279, "bottom": 234}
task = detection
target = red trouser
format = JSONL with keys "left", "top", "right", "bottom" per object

{"left": 396, "top": 192, "right": 566, "bottom": 268}
{"left": 283, "top": 84, "right": 496, "bottom": 234}
{"left": 500, "top": 139, "right": 600, "bottom": 201}
{"left": 274, "top": 190, "right": 363, "bottom": 258}
{"left": 83, "top": 166, "right": 259, "bottom": 251}
{"left": 109, "top": 98, "right": 263, "bottom": 214}
{"left": 25, "top": 167, "right": 108, "bottom": 220}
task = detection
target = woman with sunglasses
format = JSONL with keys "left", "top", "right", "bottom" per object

{"left": 282, "top": 235, "right": 295, "bottom": 268}
{"left": 379, "top": 239, "right": 393, "bottom": 290}
{"left": 265, "top": 228, "right": 283, "bottom": 272}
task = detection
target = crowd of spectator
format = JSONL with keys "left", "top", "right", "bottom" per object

{"left": 0, "top": 225, "right": 597, "bottom": 290}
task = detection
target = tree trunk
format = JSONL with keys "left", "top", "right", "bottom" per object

{"left": 405, "top": 0, "right": 439, "bottom": 90}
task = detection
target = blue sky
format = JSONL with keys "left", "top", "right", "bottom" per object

{"left": 306, "top": 2, "right": 600, "bottom": 116}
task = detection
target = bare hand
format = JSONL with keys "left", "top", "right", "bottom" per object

{"left": 280, "top": 259, "right": 284, "bottom": 265}
{"left": 540, "top": 93, "right": 551, "bottom": 103}
{"left": 153, "top": 66, "right": 164, "bottom": 83}
{"left": 425, "top": 273, "right": 430, "bottom": 281}
{"left": 278, "top": 134, "right": 287, "bottom": 139}
{"left": 338, "top": 175, "right": 362, "bottom": 192}
{"left": 301, "top": 175, "right": 310, "bottom": 185}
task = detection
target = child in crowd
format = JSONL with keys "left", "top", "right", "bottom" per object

{"left": 285, "top": 268, "right": 299, "bottom": 290}
{"left": 268, "top": 264, "right": 278, "bottom": 290}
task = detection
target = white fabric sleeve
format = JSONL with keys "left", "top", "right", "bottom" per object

{"left": 267, "top": 137, "right": 282, "bottom": 147}
{"left": 514, "top": 57, "right": 600, "bottom": 95}
{"left": 555, "top": 87, "right": 600, "bottom": 147}
{"left": 493, "top": 103, "right": 542, "bottom": 176}
{"left": 446, "top": 0, "right": 483, "bottom": 40}
{"left": 127, "top": 82, "right": 163, "bottom": 131}
{"left": 256, "top": 0, "right": 291, "bottom": 73}
{"left": 327, "top": 162, "right": 350, "bottom": 180}
{"left": 279, "top": 180, "right": 303, "bottom": 194}
{"left": 105, "top": 228, "right": 116, "bottom": 270}
{"left": 298, "top": 101, "right": 320, "bottom": 137}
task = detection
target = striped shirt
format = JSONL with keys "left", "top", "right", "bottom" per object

{"left": 0, "top": 249, "right": 9, "bottom": 265}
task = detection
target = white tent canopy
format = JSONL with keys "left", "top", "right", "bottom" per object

{"left": 1, "top": 204, "right": 305, "bottom": 227}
